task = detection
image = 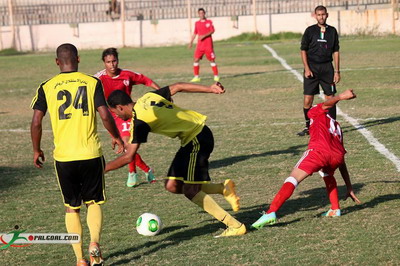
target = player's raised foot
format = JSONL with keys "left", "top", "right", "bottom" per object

{"left": 297, "top": 127, "right": 309, "bottom": 136}
{"left": 213, "top": 76, "right": 220, "bottom": 82}
{"left": 145, "top": 168, "right": 156, "bottom": 183}
{"left": 223, "top": 179, "right": 240, "bottom": 212}
{"left": 323, "top": 209, "right": 341, "bottom": 217}
{"left": 251, "top": 211, "right": 277, "bottom": 229}
{"left": 190, "top": 76, "right": 201, "bottom": 83}
{"left": 89, "top": 242, "right": 104, "bottom": 266}
{"left": 127, "top": 172, "right": 139, "bottom": 187}
{"left": 214, "top": 223, "right": 246, "bottom": 238}
{"left": 76, "top": 258, "right": 89, "bottom": 266}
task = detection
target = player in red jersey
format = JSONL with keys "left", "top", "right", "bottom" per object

{"left": 252, "top": 89, "right": 361, "bottom": 229}
{"left": 188, "top": 8, "right": 219, "bottom": 83}
{"left": 95, "top": 47, "right": 160, "bottom": 187}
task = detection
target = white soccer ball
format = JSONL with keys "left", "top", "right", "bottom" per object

{"left": 136, "top": 213, "right": 163, "bottom": 236}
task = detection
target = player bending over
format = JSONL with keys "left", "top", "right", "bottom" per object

{"left": 252, "top": 89, "right": 361, "bottom": 229}
{"left": 188, "top": 8, "right": 220, "bottom": 83}
{"left": 105, "top": 82, "right": 246, "bottom": 237}
{"left": 95, "top": 47, "right": 160, "bottom": 187}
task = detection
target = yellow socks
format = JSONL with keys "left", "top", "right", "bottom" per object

{"left": 65, "top": 212, "right": 83, "bottom": 261}
{"left": 191, "top": 191, "right": 241, "bottom": 228}
{"left": 87, "top": 204, "right": 103, "bottom": 243}
{"left": 201, "top": 183, "right": 224, "bottom": 194}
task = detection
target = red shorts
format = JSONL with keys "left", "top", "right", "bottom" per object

{"left": 194, "top": 46, "right": 216, "bottom": 61}
{"left": 112, "top": 112, "right": 132, "bottom": 138}
{"left": 295, "top": 149, "right": 344, "bottom": 177}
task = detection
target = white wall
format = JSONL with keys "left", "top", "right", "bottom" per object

{"left": 0, "top": 7, "right": 398, "bottom": 51}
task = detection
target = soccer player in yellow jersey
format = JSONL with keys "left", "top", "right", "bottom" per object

{"left": 105, "top": 82, "right": 246, "bottom": 237}
{"left": 30, "top": 43, "right": 124, "bottom": 266}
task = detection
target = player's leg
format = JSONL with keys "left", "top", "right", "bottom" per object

{"left": 55, "top": 161, "right": 87, "bottom": 264}
{"left": 166, "top": 126, "right": 245, "bottom": 236}
{"left": 201, "top": 179, "right": 240, "bottom": 212}
{"left": 134, "top": 153, "right": 156, "bottom": 183}
{"left": 252, "top": 149, "right": 324, "bottom": 229}
{"left": 81, "top": 157, "right": 106, "bottom": 266}
{"left": 322, "top": 174, "right": 341, "bottom": 217}
{"left": 206, "top": 49, "right": 219, "bottom": 81}
{"left": 320, "top": 62, "right": 337, "bottom": 119}
{"left": 190, "top": 57, "right": 201, "bottom": 82}
{"left": 299, "top": 69, "right": 319, "bottom": 136}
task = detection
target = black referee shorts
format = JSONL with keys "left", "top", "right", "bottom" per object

{"left": 167, "top": 125, "right": 214, "bottom": 184}
{"left": 55, "top": 156, "right": 106, "bottom": 209}
{"left": 303, "top": 62, "right": 336, "bottom": 96}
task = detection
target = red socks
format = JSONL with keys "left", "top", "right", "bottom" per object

{"left": 323, "top": 176, "right": 340, "bottom": 210}
{"left": 128, "top": 153, "right": 150, "bottom": 173}
{"left": 267, "top": 177, "right": 298, "bottom": 214}
{"left": 210, "top": 62, "right": 218, "bottom": 76}
{"left": 193, "top": 63, "right": 200, "bottom": 76}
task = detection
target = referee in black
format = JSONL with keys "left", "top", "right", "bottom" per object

{"left": 298, "top": 5, "right": 340, "bottom": 136}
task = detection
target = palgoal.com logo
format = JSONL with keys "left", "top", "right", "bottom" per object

{"left": 0, "top": 226, "right": 80, "bottom": 250}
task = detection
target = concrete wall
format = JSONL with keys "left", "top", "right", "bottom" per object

{"left": 0, "top": 7, "right": 398, "bottom": 51}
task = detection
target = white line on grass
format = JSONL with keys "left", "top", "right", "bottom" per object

{"left": 263, "top": 44, "right": 400, "bottom": 172}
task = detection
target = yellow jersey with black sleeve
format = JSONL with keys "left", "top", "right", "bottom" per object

{"left": 30, "top": 71, "right": 107, "bottom": 162}
{"left": 129, "top": 86, "right": 207, "bottom": 147}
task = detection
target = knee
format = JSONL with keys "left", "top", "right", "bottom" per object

{"left": 66, "top": 207, "right": 80, "bottom": 213}
{"left": 164, "top": 180, "right": 182, "bottom": 194}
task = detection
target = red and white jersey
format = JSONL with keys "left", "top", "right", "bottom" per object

{"left": 194, "top": 19, "right": 215, "bottom": 48}
{"left": 308, "top": 103, "right": 346, "bottom": 156}
{"left": 94, "top": 69, "right": 154, "bottom": 100}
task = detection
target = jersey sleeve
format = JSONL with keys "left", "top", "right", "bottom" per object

{"left": 130, "top": 72, "right": 153, "bottom": 87}
{"left": 131, "top": 119, "right": 151, "bottom": 144}
{"left": 94, "top": 79, "right": 107, "bottom": 108}
{"left": 151, "top": 86, "right": 172, "bottom": 101}
{"left": 194, "top": 22, "right": 198, "bottom": 34}
{"left": 30, "top": 84, "right": 47, "bottom": 113}
{"left": 300, "top": 28, "right": 310, "bottom": 51}
{"left": 333, "top": 28, "right": 340, "bottom": 52}
{"left": 308, "top": 103, "right": 328, "bottom": 119}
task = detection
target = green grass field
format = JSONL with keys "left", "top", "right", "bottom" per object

{"left": 1, "top": 35, "right": 400, "bottom": 265}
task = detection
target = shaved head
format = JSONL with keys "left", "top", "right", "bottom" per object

{"left": 56, "top": 43, "right": 78, "bottom": 65}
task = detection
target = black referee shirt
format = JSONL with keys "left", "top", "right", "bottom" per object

{"left": 300, "top": 24, "right": 339, "bottom": 64}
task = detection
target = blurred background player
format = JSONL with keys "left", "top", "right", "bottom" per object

{"left": 298, "top": 5, "right": 341, "bottom": 136}
{"left": 95, "top": 47, "right": 160, "bottom": 187}
{"left": 252, "top": 89, "right": 360, "bottom": 229}
{"left": 31, "top": 43, "right": 124, "bottom": 266}
{"left": 188, "top": 8, "right": 219, "bottom": 83}
{"left": 105, "top": 82, "right": 246, "bottom": 237}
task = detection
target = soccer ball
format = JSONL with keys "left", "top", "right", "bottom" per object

{"left": 136, "top": 213, "right": 163, "bottom": 236}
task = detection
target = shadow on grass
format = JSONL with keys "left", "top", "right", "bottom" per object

{"left": 341, "top": 116, "right": 400, "bottom": 133}
{"left": 0, "top": 166, "right": 38, "bottom": 192}
{"left": 210, "top": 144, "right": 307, "bottom": 169}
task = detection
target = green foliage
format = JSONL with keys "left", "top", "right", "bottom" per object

{"left": 221, "top": 32, "right": 302, "bottom": 42}
{"left": 0, "top": 37, "right": 400, "bottom": 265}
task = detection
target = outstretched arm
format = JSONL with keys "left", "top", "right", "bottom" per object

{"left": 105, "top": 143, "right": 140, "bottom": 173}
{"left": 31, "top": 109, "right": 45, "bottom": 168}
{"left": 339, "top": 162, "right": 361, "bottom": 204}
{"left": 169, "top": 82, "right": 225, "bottom": 96}
{"left": 322, "top": 89, "right": 356, "bottom": 110}
{"left": 188, "top": 33, "right": 197, "bottom": 48}
{"left": 97, "top": 105, "right": 124, "bottom": 154}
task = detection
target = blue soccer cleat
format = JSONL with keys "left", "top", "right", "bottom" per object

{"left": 251, "top": 212, "right": 277, "bottom": 229}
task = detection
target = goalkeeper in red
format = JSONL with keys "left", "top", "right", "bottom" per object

{"left": 188, "top": 8, "right": 219, "bottom": 83}
{"left": 252, "top": 89, "right": 361, "bottom": 229}
{"left": 95, "top": 47, "right": 160, "bottom": 187}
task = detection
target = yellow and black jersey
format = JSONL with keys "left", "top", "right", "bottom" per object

{"left": 31, "top": 71, "right": 107, "bottom": 162}
{"left": 129, "top": 87, "right": 207, "bottom": 147}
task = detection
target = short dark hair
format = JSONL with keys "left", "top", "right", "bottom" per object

{"left": 315, "top": 5, "right": 327, "bottom": 13}
{"left": 56, "top": 43, "right": 78, "bottom": 64}
{"left": 198, "top": 8, "right": 206, "bottom": 13}
{"left": 107, "top": 90, "right": 133, "bottom": 108}
{"left": 102, "top": 47, "right": 119, "bottom": 61}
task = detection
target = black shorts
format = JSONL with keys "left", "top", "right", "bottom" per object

{"left": 303, "top": 62, "right": 336, "bottom": 96}
{"left": 167, "top": 125, "right": 214, "bottom": 184}
{"left": 55, "top": 156, "right": 106, "bottom": 209}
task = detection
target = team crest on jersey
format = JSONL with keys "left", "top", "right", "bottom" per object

{"left": 123, "top": 79, "right": 130, "bottom": 86}
{"left": 206, "top": 23, "right": 210, "bottom": 28}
